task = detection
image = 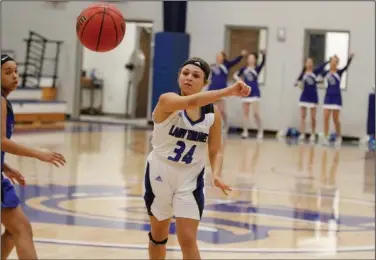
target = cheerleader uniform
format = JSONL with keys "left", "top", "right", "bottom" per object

{"left": 234, "top": 53, "right": 266, "bottom": 102}
{"left": 321, "top": 57, "right": 353, "bottom": 110}
{"left": 207, "top": 55, "right": 243, "bottom": 91}
{"left": 295, "top": 61, "right": 329, "bottom": 108}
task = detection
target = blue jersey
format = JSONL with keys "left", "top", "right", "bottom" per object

{"left": 208, "top": 55, "right": 243, "bottom": 90}
{"left": 234, "top": 53, "right": 266, "bottom": 98}
{"left": 1, "top": 95, "right": 15, "bottom": 174}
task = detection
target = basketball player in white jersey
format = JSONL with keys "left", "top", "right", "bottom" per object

{"left": 143, "top": 57, "right": 251, "bottom": 259}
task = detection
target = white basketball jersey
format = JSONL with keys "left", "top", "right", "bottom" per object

{"left": 149, "top": 104, "right": 215, "bottom": 170}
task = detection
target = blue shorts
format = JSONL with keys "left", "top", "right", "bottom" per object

{"left": 1, "top": 177, "right": 21, "bottom": 209}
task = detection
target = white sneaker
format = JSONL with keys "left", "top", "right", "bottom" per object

{"left": 335, "top": 136, "right": 342, "bottom": 146}
{"left": 298, "top": 134, "right": 305, "bottom": 141}
{"left": 241, "top": 130, "right": 249, "bottom": 139}
{"left": 257, "top": 130, "right": 263, "bottom": 140}
{"left": 309, "top": 134, "right": 316, "bottom": 142}
{"left": 322, "top": 136, "right": 330, "bottom": 146}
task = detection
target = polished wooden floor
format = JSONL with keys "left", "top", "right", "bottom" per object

{"left": 4, "top": 122, "right": 375, "bottom": 259}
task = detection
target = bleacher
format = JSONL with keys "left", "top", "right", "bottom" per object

{"left": 6, "top": 31, "right": 67, "bottom": 131}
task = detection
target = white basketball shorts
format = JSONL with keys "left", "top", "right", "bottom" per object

{"left": 143, "top": 153, "right": 205, "bottom": 221}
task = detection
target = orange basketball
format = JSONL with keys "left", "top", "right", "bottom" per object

{"left": 76, "top": 3, "right": 126, "bottom": 52}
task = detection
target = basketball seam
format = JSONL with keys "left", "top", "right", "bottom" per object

{"left": 106, "top": 11, "right": 119, "bottom": 48}
{"left": 79, "top": 11, "right": 104, "bottom": 40}
{"left": 95, "top": 6, "right": 107, "bottom": 51}
{"left": 105, "top": 8, "right": 124, "bottom": 22}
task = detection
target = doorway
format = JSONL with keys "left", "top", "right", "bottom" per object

{"left": 134, "top": 25, "right": 152, "bottom": 118}
{"left": 79, "top": 20, "right": 153, "bottom": 119}
{"left": 224, "top": 25, "right": 268, "bottom": 84}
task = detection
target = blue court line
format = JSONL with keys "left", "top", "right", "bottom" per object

{"left": 33, "top": 238, "right": 375, "bottom": 254}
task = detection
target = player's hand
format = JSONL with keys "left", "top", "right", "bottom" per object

{"left": 211, "top": 176, "right": 232, "bottom": 196}
{"left": 349, "top": 52, "right": 354, "bottom": 58}
{"left": 227, "top": 80, "right": 251, "bottom": 97}
{"left": 36, "top": 150, "right": 66, "bottom": 167}
{"left": 241, "top": 49, "right": 248, "bottom": 56}
{"left": 3, "top": 167, "right": 26, "bottom": 186}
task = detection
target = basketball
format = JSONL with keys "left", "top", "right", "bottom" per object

{"left": 76, "top": 3, "right": 126, "bottom": 52}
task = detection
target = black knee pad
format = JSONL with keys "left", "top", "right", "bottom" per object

{"left": 148, "top": 232, "right": 168, "bottom": 246}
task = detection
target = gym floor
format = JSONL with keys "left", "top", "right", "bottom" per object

{"left": 5, "top": 122, "right": 375, "bottom": 259}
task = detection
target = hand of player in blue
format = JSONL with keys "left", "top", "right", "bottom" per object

{"left": 211, "top": 176, "right": 232, "bottom": 196}
{"left": 36, "top": 151, "right": 66, "bottom": 167}
{"left": 3, "top": 166, "right": 26, "bottom": 186}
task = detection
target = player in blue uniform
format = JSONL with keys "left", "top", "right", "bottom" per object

{"left": 145, "top": 57, "right": 250, "bottom": 259}
{"left": 234, "top": 50, "right": 266, "bottom": 139}
{"left": 207, "top": 50, "right": 247, "bottom": 131}
{"left": 294, "top": 57, "right": 329, "bottom": 142}
{"left": 320, "top": 53, "right": 354, "bottom": 145}
{"left": 1, "top": 54, "right": 66, "bottom": 259}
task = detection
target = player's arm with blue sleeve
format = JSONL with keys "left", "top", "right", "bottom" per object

{"left": 338, "top": 53, "right": 354, "bottom": 76}
{"left": 2, "top": 97, "right": 40, "bottom": 158}
{"left": 233, "top": 67, "right": 245, "bottom": 81}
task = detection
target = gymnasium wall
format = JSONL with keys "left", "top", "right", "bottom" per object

{"left": 1, "top": 1, "right": 374, "bottom": 137}
{"left": 187, "top": 1, "right": 375, "bottom": 137}
{"left": 1, "top": 1, "right": 162, "bottom": 114}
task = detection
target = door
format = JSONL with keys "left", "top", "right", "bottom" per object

{"left": 135, "top": 27, "right": 152, "bottom": 118}
{"left": 226, "top": 27, "right": 260, "bottom": 81}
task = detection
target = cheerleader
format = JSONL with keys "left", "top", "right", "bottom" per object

{"left": 207, "top": 50, "right": 248, "bottom": 131}
{"left": 294, "top": 58, "right": 329, "bottom": 141}
{"left": 320, "top": 53, "right": 354, "bottom": 145}
{"left": 233, "top": 50, "right": 266, "bottom": 139}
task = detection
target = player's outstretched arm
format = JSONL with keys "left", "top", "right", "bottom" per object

{"left": 208, "top": 105, "right": 232, "bottom": 195}
{"left": 2, "top": 97, "right": 39, "bottom": 158}
{"left": 1, "top": 98, "right": 66, "bottom": 167}
{"left": 156, "top": 81, "right": 251, "bottom": 114}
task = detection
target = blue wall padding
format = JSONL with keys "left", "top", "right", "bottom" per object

{"left": 151, "top": 32, "right": 190, "bottom": 112}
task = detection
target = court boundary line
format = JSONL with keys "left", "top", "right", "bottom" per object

{"left": 33, "top": 237, "right": 375, "bottom": 254}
